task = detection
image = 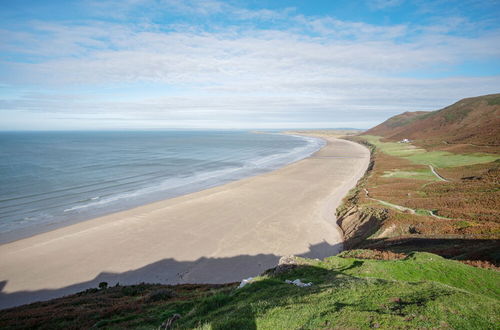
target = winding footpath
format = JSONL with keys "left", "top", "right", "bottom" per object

{"left": 429, "top": 165, "right": 449, "bottom": 182}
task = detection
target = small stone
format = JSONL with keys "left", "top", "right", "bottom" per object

{"left": 440, "top": 321, "right": 450, "bottom": 327}
{"left": 238, "top": 277, "right": 254, "bottom": 288}
{"left": 278, "top": 255, "right": 298, "bottom": 266}
{"left": 285, "top": 279, "right": 313, "bottom": 287}
{"left": 158, "top": 314, "right": 181, "bottom": 330}
{"left": 263, "top": 255, "right": 299, "bottom": 276}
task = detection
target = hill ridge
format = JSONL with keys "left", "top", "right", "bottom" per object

{"left": 365, "top": 93, "right": 500, "bottom": 146}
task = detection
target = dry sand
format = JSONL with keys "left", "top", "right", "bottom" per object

{"left": 0, "top": 136, "right": 369, "bottom": 309}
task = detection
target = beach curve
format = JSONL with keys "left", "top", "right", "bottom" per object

{"left": 0, "top": 136, "right": 369, "bottom": 309}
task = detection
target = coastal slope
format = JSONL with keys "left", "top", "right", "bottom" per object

{"left": 336, "top": 94, "right": 500, "bottom": 266}
{"left": 365, "top": 93, "right": 500, "bottom": 146}
{"left": 0, "top": 137, "right": 369, "bottom": 309}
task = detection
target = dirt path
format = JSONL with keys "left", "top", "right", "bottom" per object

{"left": 364, "top": 188, "right": 449, "bottom": 219}
{"left": 429, "top": 165, "right": 449, "bottom": 182}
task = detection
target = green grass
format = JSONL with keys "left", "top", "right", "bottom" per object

{"left": 454, "top": 220, "right": 474, "bottom": 229}
{"left": 487, "top": 96, "right": 500, "bottom": 105}
{"left": 360, "top": 135, "right": 499, "bottom": 168}
{"left": 441, "top": 107, "right": 472, "bottom": 123}
{"left": 173, "top": 252, "right": 500, "bottom": 329}
{"left": 382, "top": 168, "right": 439, "bottom": 181}
{"left": 374, "top": 199, "right": 414, "bottom": 213}
{"left": 328, "top": 252, "right": 499, "bottom": 299}
{"left": 2, "top": 252, "right": 498, "bottom": 329}
{"left": 415, "top": 209, "right": 432, "bottom": 216}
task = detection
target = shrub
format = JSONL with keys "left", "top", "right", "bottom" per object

{"left": 146, "top": 289, "right": 177, "bottom": 302}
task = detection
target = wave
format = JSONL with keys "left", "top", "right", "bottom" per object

{"left": 61, "top": 134, "right": 324, "bottom": 214}
{"left": 0, "top": 132, "right": 325, "bottom": 240}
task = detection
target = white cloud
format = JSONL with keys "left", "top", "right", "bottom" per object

{"left": 2, "top": 21, "right": 497, "bottom": 87}
{"left": 0, "top": 2, "right": 499, "bottom": 129}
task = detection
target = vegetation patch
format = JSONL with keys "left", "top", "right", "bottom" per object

{"left": 442, "top": 107, "right": 472, "bottom": 123}
{"left": 340, "top": 134, "right": 499, "bottom": 265}
{"left": 339, "top": 249, "right": 407, "bottom": 260}
{"left": 1, "top": 252, "right": 498, "bottom": 329}
{"left": 454, "top": 220, "right": 473, "bottom": 229}
{"left": 361, "top": 135, "right": 499, "bottom": 168}
{"left": 382, "top": 169, "right": 439, "bottom": 181}
{"left": 487, "top": 95, "right": 500, "bottom": 105}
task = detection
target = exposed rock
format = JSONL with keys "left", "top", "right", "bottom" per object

{"left": 278, "top": 255, "right": 298, "bottom": 266}
{"left": 285, "top": 279, "right": 312, "bottom": 287}
{"left": 158, "top": 314, "right": 181, "bottom": 330}
{"left": 337, "top": 206, "right": 387, "bottom": 249}
{"left": 262, "top": 255, "right": 299, "bottom": 276}
{"left": 238, "top": 277, "right": 254, "bottom": 289}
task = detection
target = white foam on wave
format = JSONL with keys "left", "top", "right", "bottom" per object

{"left": 62, "top": 166, "right": 242, "bottom": 212}
{"left": 244, "top": 134, "right": 324, "bottom": 169}
{"left": 62, "top": 133, "right": 325, "bottom": 214}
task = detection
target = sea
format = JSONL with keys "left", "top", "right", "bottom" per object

{"left": 0, "top": 130, "right": 324, "bottom": 243}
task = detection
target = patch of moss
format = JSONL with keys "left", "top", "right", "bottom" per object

{"left": 487, "top": 96, "right": 500, "bottom": 105}
{"left": 454, "top": 220, "right": 473, "bottom": 229}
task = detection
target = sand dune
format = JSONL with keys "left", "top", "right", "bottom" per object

{"left": 0, "top": 136, "right": 369, "bottom": 309}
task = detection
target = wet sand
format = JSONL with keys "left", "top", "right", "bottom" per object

{"left": 0, "top": 136, "right": 369, "bottom": 309}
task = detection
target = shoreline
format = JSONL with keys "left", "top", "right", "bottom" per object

{"left": 0, "top": 135, "right": 369, "bottom": 309}
{"left": 0, "top": 132, "right": 325, "bottom": 245}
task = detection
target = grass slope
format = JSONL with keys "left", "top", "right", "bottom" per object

{"left": 361, "top": 135, "right": 499, "bottom": 168}
{"left": 1, "top": 252, "right": 498, "bottom": 329}
{"left": 364, "top": 93, "right": 500, "bottom": 146}
{"left": 344, "top": 134, "right": 500, "bottom": 240}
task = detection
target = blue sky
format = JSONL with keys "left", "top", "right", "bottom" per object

{"left": 1, "top": 0, "right": 499, "bottom": 130}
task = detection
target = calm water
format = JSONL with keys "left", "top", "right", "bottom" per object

{"left": 0, "top": 131, "right": 324, "bottom": 242}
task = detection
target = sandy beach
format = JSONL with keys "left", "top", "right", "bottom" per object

{"left": 0, "top": 136, "right": 369, "bottom": 309}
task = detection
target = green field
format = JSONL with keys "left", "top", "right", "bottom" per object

{"left": 361, "top": 135, "right": 499, "bottom": 168}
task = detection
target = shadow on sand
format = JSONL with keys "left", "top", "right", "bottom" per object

{"left": 0, "top": 259, "right": 368, "bottom": 329}
{"left": 0, "top": 241, "right": 342, "bottom": 310}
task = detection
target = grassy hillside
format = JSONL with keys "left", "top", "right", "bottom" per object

{"left": 337, "top": 133, "right": 499, "bottom": 264}
{"left": 331, "top": 94, "right": 500, "bottom": 266}
{"left": 1, "top": 252, "right": 498, "bottom": 329}
{"left": 365, "top": 93, "right": 500, "bottom": 147}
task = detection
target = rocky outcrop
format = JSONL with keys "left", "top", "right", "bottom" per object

{"left": 336, "top": 138, "right": 388, "bottom": 249}
{"left": 263, "top": 255, "right": 299, "bottom": 276}
{"left": 337, "top": 206, "right": 387, "bottom": 249}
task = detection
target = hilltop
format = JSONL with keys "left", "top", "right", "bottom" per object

{"left": 365, "top": 93, "right": 500, "bottom": 147}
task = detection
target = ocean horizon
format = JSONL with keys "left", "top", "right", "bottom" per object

{"left": 0, "top": 130, "right": 324, "bottom": 243}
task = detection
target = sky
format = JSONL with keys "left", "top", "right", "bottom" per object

{"left": 1, "top": 0, "right": 500, "bottom": 130}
